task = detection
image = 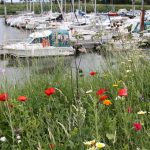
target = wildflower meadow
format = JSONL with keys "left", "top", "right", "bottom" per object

{"left": 0, "top": 51, "right": 149, "bottom": 150}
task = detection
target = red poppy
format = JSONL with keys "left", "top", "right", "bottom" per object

{"left": 96, "top": 88, "right": 106, "bottom": 96}
{"left": 90, "top": 72, "right": 97, "bottom": 76}
{"left": 118, "top": 88, "right": 128, "bottom": 96}
{"left": 99, "top": 95, "right": 108, "bottom": 101}
{"left": 49, "top": 144, "right": 55, "bottom": 149}
{"left": 17, "top": 96, "right": 28, "bottom": 102}
{"left": 45, "top": 88, "right": 55, "bottom": 96}
{"left": 0, "top": 93, "right": 8, "bottom": 101}
{"left": 133, "top": 123, "right": 142, "bottom": 131}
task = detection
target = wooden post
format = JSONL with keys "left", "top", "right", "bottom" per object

{"left": 140, "top": 0, "right": 145, "bottom": 31}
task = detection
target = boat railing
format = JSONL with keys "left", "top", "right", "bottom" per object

{"left": 2, "top": 39, "right": 24, "bottom": 45}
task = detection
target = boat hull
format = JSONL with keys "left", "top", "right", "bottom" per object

{"left": 4, "top": 47, "right": 75, "bottom": 57}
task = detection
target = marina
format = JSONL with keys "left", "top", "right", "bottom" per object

{"left": 0, "top": 1, "right": 150, "bottom": 150}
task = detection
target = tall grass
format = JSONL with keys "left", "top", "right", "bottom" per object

{"left": 0, "top": 50, "right": 150, "bottom": 149}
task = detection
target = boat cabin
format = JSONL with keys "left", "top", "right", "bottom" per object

{"left": 132, "top": 22, "right": 150, "bottom": 33}
{"left": 27, "top": 30, "right": 71, "bottom": 47}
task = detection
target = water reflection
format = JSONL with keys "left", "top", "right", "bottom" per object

{"left": 0, "top": 53, "right": 107, "bottom": 85}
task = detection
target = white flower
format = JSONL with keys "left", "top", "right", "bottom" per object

{"left": 17, "top": 140, "right": 21, "bottom": 144}
{"left": 86, "top": 90, "right": 93, "bottom": 94}
{"left": 126, "top": 70, "right": 131, "bottom": 73}
{"left": 128, "top": 59, "right": 132, "bottom": 62}
{"left": 115, "top": 96, "right": 125, "bottom": 100}
{"left": 137, "top": 111, "right": 147, "bottom": 115}
{"left": 0, "top": 136, "right": 6, "bottom": 142}
{"left": 96, "top": 142, "right": 105, "bottom": 149}
{"left": 83, "top": 140, "right": 96, "bottom": 146}
{"left": 16, "top": 135, "right": 21, "bottom": 140}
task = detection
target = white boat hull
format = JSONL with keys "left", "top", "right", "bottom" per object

{"left": 3, "top": 45, "right": 75, "bottom": 57}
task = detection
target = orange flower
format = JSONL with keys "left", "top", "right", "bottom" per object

{"left": 103, "top": 100, "right": 112, "bottom": 105}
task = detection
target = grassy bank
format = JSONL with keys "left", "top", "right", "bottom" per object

{"left": 0, "top": 3, "right": 150, "bottom": 15}
{"left": 0, "top": 49, "right": 150, "bottom": 149}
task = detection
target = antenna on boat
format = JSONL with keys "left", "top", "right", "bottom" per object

{"left": 140, "top": 0, "right": 145, "bottom": 31}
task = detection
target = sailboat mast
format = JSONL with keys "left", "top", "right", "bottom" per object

{"left": 132, "top": 0, "right": 135, "bottom": 16}
{"left": 72, "top": 0, "right": 74, "bottom": 12}
{"left": 51, "top": 0, "right": 53, "bottom": 12}
{"left": 94, "top": 0, "right": 96, "bottom": 14}
{"left": 78, "top": 0, "right": 80, "bottom": 10}
{"left": 40, "top": 0, "right": 43, "bottom": 14}
{"left": 84, "top": 0, "right": 86, "bottom": 13}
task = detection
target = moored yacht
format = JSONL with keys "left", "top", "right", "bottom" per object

{"left": 3, "top": 30, "right": 75, "bottom": 57}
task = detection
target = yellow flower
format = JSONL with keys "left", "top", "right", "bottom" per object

{"left": 83, "top": 140, "right": 96, "bottom": 146}
{"left": 137, "top": 111, "right": 147, "bottom": 115}
{"left": 96, "top": 142, "right": 105, "bottom": 149}
{"left": 103, "top": 100, "right": 112, "bottom": 106}
{"left": 113, "top": 84, "right": 118, "bottom": 87}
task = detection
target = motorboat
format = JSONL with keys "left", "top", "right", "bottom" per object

{"left": 3, "top": 30, "right": 75, "bottom": 57}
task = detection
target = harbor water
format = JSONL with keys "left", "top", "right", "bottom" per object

{"left": 0, "top": 18, "right": 107, "bottom": 85}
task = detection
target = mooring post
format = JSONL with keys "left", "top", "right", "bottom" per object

{"left": 140, "top": 0, "right": 145, "bottom": 31}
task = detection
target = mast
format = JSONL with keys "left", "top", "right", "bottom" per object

{"left": 132, "top": 0, "right": 135, "bottom": 16}
{"left": 50, "top": 0, "right": 53, "bottom": 12}
{"left": 33, "top": 0, "right": 35, "bottom": 13}
{"left": 4, "top": 0, "right": 7, "bottom": 17}
{"left": 84, "top": 0, "right": 86, "bottom": 13}
{"left": 94, "top": 0, "right": 96, "bottom": 14}
{"left": 140, "top": 0, "right": 145, "bottom": 31}
{"left": 78, "top": 0, "right": 80, "bottom": 10}
{"left": 40, "top": 0, "right": 43, "bottom": 14}
{"left": 65, "top": 0, "right": 66, "bottom": 13}
{"left": 26, "top": 0, "right": 29, "bottom": 11}
{"left": 30, "top": 0, "right": 32, "bottom": 11}
{"left": 61, "top": 0, "right": 63, "bottom": 13}
{"left": 72, "top": 0, "right": 74, "bottom": 12}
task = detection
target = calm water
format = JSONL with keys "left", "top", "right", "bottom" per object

{"left": 0, "top": 17, "right": 107, "bottom": 85}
